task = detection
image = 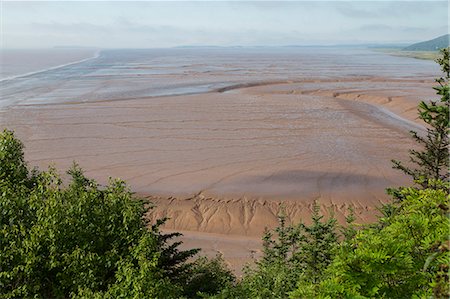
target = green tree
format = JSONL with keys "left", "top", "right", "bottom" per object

{"left": 237, "top": 212, "right": 301, "bottom": 299}
{"left": 0, "top": 129, "right": 35, "bottom": 186}
{"left": 303, "top": 186, "right": 449, "bottom": 298}
{"left": 220, "top": 203, "right": 337, "bottom": 299}
{"left": 0, "top": 129, "right": 216, "bottom": 298}
{"left": 392, "top": 47, "right": 449, "bottom": 190}
{"left": 184, "top": 254, "right": 236, "bottom": 298}
{"left": 293, "top": 204, "right": 337, "bottom": 285}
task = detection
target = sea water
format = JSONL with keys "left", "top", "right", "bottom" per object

{"left": 0, "top": 47, "right": 438, "bottom": 108}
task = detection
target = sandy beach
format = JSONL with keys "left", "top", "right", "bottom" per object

{"left": 0, "top": 73, "right": 437, "bottom": 271}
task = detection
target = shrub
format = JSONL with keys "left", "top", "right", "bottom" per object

{"left": 0, "top": 130, "right": 201, "bottom": 298}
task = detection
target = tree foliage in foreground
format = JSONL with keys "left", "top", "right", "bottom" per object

{"left": 0, "top": 129, "right": 233, "bottom": 299}
{"left": 292, "top": 186, "right": 449, "bottom": 298}
{"left": 392, "top": 47, "right": 449, "bottom": 190}
{"left": 210, "top": 204, "right": 340, "bottom": 299}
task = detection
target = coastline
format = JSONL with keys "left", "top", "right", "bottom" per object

{"left": 371, "top": 48, "right": 439, "bottom": 61}
{"left": 0, "top": 49, "right": 101, "bottom": 83}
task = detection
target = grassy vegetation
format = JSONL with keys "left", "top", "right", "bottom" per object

{"left": 373, "top": 48, "right": 440, "bottom": 60}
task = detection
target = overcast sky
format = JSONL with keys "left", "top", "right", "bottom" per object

{"left": 1, "top": 1, "right": 448, "bottom": 48}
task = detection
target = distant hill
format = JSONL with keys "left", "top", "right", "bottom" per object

{"left": 403, "top": 34, "right": 449, "bottom": 51}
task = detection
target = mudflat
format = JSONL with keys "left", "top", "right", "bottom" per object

{"left": 0, "top": 48, "right": 439, "bottom": 272}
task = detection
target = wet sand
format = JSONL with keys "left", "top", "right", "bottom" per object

{"left": 0, "top": 75, "right": 436, "bottom": 271}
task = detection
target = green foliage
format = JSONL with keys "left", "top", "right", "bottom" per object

{"left": 293, "top": 204, "right": 338, "bottom": 285}
{"left": 237, "top": 213, "right": 303, "bottom": 299}
{"left": 300, "top": 187, "right": 449, "bottom": 298}
{"left": 216, "top": 203, "right": 338, "bottom": 299}
{"left": 0, "top": 129, "right": 31, "bottom": 186}
{"left": 74, "top": 233, "right": 182, "bottom": 299}
{"left": 435, "top": 46, "right": 450, "bottom": 78}
{"left": 0, "top": 129, "right": 224, "bottom": 298}
{"left": 392, "top": 47, "right": 449, "bottom": 190}
{"left": 186, "top": 255, "right": 236, "bottom": 298}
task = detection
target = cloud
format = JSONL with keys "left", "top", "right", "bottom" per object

{"left": 334, "top": 1, "right": 447, "bottom": 19}
{"left": 29, "top": 22, "right": 111, "bottom": 34}
{"left": 2, "top": 0, "right": 448, "bottom": 48}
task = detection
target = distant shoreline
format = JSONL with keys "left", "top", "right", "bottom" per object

{"left": 372, "top": 48, "right": 439, "bottom": 60}
{"left": 0, "top": 49, "right": 101, "bottom": 82}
